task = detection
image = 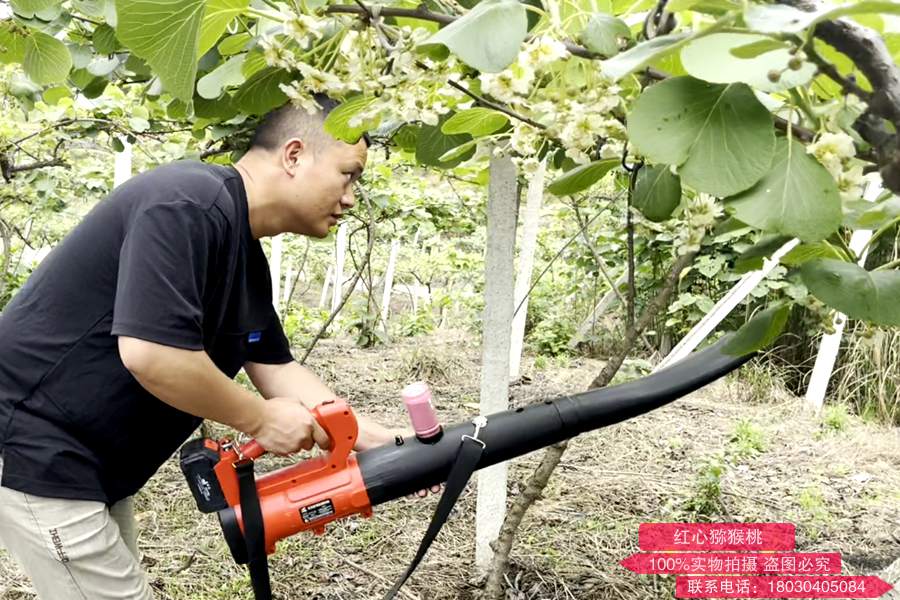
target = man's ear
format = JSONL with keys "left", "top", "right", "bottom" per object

{"left": 282, "top": 137, "right": 306, "bottom": 174}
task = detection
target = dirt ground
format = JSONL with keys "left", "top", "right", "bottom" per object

{"left": 1, "top": 330, "right": 898, "bottom": 599}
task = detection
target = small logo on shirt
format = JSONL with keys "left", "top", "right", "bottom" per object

{"left": 248, "top": 331, "right": 262, "bottom": 343}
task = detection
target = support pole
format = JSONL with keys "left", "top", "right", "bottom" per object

{"left": 319, "top": 265, "right": 333, "bottom": 308}
{"left": 509, "top": 159, "right": 545, "bottom": 379}
{"left": 381, "top": 239, "right": 401, "bottom": 332}
{"left": 331, "top": 223, "right": 348, "bottom": 314}
{"left": 476, "top": 154, "right": 519, "bottom": 569}
{"left": 805, "top": 177, "right": 882, "bottom": 412}
{"left": 114, "top": 139, "right": 132, "bottom": 188}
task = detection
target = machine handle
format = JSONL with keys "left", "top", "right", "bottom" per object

{"left": 234, "top": 399, "right": 353, "bottom": 464}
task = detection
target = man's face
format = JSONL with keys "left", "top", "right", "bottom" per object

{"left": 287, "top": 138, "right": 367, "bottom": 237}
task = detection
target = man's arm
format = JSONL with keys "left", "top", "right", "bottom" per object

{"left": 118, "top": 337, "right": 328, "bottom": 453}
{"left": 243, "top": 360, "right": 401, "bottom": 451}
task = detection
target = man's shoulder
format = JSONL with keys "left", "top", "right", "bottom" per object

{"left": 121, "top": 160, "right": 244, "bottom": 227}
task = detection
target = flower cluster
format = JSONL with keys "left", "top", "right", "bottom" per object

{"left": 675, "top": 193, "right": 723, "bottom": 255}
{"left": 807, "top": 131, "right": 864, "bottom": 202}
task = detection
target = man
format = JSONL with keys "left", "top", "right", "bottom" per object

{"left": 0, "top": 99, "right": 399, "bottom": 599}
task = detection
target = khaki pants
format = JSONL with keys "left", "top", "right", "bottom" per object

{"left": 0, "top": 456, "right": 155, "bottom": 599}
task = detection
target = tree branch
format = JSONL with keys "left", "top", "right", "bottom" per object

{"left": 445, "top": 79, "right": 546, "bottom": 131}
{"left": 779, "top": 0, "right": 900, "bottom": 193}
{"left": 325, "top": 4, "right": 601, "bottom": 59}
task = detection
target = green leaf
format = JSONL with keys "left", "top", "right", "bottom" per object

{"left": 729, "top": 38, "right": 789, "bottom": 59}
{"left": 241, "top": 46, "right": 267, "bottom": 77}
{"left": 72, "top": 0, "right": 108, "bottom": 17}
{"left": 734, "top": 234, "right": 793, "bottom": 273}
{"left": 393, "top": 125, "right": 419, "bottom": 150}
{"left": 115, "top": 0, "right": 205, "bottom": 102}
{"left": 218, "top": 32, "right": 251, "bottom": 55}
{"left": 744, "top": 1, "right": 900, "bottom": 35}
{"left": 323, "top": 95, "right": 380, "bottom": 143}
{"left": 194, "top": 93, "right": 237, "bottom": 119}
{"left": 601, "top": 33, "right": 690, "bottom": 81}
{"left": 198, "top": 0, "right": 248, "bottom": 57}
{"left": 419, "top": 0, "right": 528, "bottom": 72}
{"left": 632, "top": 165, "right": 681, "bottom": 221}
{"left": 801, "top": 259, "right": 900, "bottom": 326}
{"left": 197, "top": 53, "right": 245, "bottom": 99}
{"left": 416, "top": 115, "right": 475, "bottom": 168}
{"left": 547, "top": 158, "right": 618, "bottom": 195}
{"left": 723, "top": 304, "right": 791, "bottom": 356}
{"left": 92, "top": 23, "right": 121, "bottom": 54}
{"left": 441, "top": 108, "right": 509, "bottom": 136}
{"left": 580, "top": 13, "right": 631, "bottom": 57}
{"left": 111, "top": 135, "right": 125, "bottom": 152}
{"left": 681, "top": 33, "right": 816, "bottom": 92}
{"left": 438, "top": 138, "right": 479, "bottom": 163}
{"left": 726, "top": 138, "right": 841, "bottom": 242}
{"left": 10, "top": 0, "right": 57, "bottom": 18}
{"left": 780, "top": 242, "right": 844, "bottom": 267}
{"left": 853, "top": 196, "right": 900, "bottom": 230}
{"left": 70, "top": 68, "right": 109, "bottom": 97}
{"left": 232, "top": 66, "right": 289, "bottom": 114}
{"left": 42, "top": 85, "right": 70, "bottom": 104}
{"left": 0, "top": 23, "right": 26, "bottom": 64}
{"left": 23, "top": 31, "right": 72, "bottom": 85}
{"left": 627, "top": 77, "right": 775, "bottom": 197}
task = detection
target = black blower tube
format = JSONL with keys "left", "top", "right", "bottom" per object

{"left": 357, "top": 336, "right": 752, "bottom": 505}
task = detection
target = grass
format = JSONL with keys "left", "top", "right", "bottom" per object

{"left": 820, "top": 403, "right": 851, "bottom": 434}
{"left": 832, "top": 324, "right": 900, "bottom": 426}
{"left": 728, "top": 419, "right": 766, "bottom": 460}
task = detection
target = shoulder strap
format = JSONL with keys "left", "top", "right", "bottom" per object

{"left": 235, "top": 459, "right": 272, "bottom": 600}
{"left": 383, "top": 420, "right": 487, "bottom": 600}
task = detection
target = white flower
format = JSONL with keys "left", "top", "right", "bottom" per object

{"left": 837, "top": 164, "right": 865, "bottom": 202}
{"left": 510, "top": 123, "right": 539, "bottom": 155}
{"left": 526, "top": 36, "right": 569, "bottom": 67}
{"left": 286, "top": 14, "right": 324, "bottom": 41}
{"left": 565, "top": 147, "right": 591, "bottom": 164}
{"left": 298, "top": 63, "right": 344, "bottom": 93}
{"left": 600, "top": 139, "right": 624, "bottom": 159}
{"left": 686, "top": 193, "right": 723, "bottom": 229}
{"left": 279, "top": 82, "right": 322, "bottom": 114}
{"left": 260, "top": 37, "right": 293, "bottom": 69}
{"left": 808, "top": 131, "right": 856, "bottom": 178}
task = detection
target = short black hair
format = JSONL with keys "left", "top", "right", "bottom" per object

{"left": 250, "top": 93, "right": 371, "bottom": 152}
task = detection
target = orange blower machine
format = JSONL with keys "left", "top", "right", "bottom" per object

{"left": 180, "top": 398, "right": 372, "bottom": 562}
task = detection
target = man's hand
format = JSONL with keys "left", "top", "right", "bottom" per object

{"left": 248, "top": 398, "right": 330, "bottom": 455}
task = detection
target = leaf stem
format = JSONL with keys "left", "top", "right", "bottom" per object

{"left": 874, "top": 257, "right": 900, "bottom": 271}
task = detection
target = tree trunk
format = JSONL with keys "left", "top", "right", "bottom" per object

{"left": 484, "top": 250, "right": 697, "bottom": 599}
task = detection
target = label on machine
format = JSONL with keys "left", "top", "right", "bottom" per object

{"left": 300, "top": 499, "right": 335, "bottom": 523}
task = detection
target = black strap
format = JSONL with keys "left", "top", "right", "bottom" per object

{"left": 382, "top": 435, "right": 485, "bottom": 600}
{"left": 235, "top": 459, "right": 272, "bottom": 600}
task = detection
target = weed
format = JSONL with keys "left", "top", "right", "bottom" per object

{"left": 397, "top": 307, "right": 436, "bottom": 337}
{"left": 683, "top": 455, "right": 726, "bottom": 518}
{"left": 528, "top": 316, "right": 574, "bottom": 357}
{"left": 820, "top": 403, "right": 850, "bottom": 434}
{"left": 795, "top": 485, "right": 831, "bottom": 538}
{"left": 732, "top": 358, "right": 790, "bottom": 403}
{"left": 728, "top": 419, "right": 766, "bottom": 460}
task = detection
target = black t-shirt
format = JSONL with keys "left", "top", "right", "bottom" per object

{"left": 0, "top": 161, "right": 293, "bottom": 504}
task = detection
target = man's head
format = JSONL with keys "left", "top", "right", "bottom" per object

{"left": 238, "top": 96, "right": 368, "bottom": 238}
